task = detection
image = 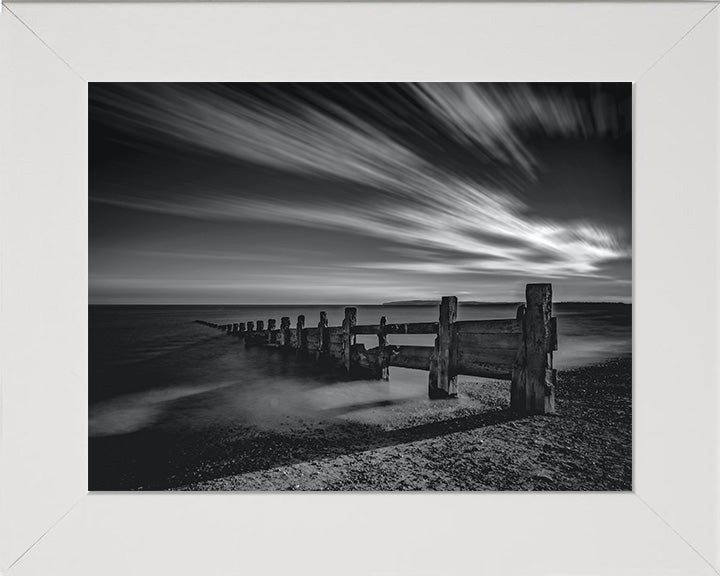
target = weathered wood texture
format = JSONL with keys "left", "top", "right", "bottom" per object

{"left": 511, "top": 283, "right": 555, "bottom": 415}
{"left": 280, "top": 317, "right": 291, "bottom": 347}
{"left": 378, "top": 316, "right": 389, "bottom": 380}
{"left": 352, "top": 321, "right": 438, "bottom": 335}
{"left": 389, "top": 345, "right": 434, "bottom": 370}
{"left": 266, "top": 319, "right": 277, "bottom": 345}
{"left": 341, "top": 306, "right": 357, "bottom": 374}
{"left": 305, "top": 327, "right": 321, "bottom": 352}
{"left": 454, "top": 319, "right": 520, "bottom": 335}
{"left": 295, "top": 315, "right": 305, "bottom": 352}
{"left": 456, "top": 331, "right": 520, "bottom": 351}
{"left": 428, "top": 296, "right": 458, "bottom": 398}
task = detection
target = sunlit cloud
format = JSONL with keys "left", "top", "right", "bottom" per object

{"left": 93, "top": 182, "right": 628, "bottom": 280}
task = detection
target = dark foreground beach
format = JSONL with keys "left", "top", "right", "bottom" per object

{"left": 176, "top": 359, "right": 631, "bottom": 491}
{"left": 90, "top": 357, "right": 631, "bottom": 491}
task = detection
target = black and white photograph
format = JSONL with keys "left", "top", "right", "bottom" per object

{"left": 89, "top": 82, "right": 632, "bottom": 491}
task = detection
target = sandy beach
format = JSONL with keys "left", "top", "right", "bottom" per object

{"left": 172, "top": 358, "right": 631, "bottom": 491}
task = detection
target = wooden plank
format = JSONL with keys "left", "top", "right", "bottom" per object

{"left": 389, "top": 345, "right": 434, "bottom": 370}
{"left": 328, "top": 333, "right": 344, "bottom": 344}
{"left": 389, "top": 321, "right": 438, "bottom": 334}
{"left": 351, "top": 321, "right": 438, "bottom": 335}
{"left": 455, "top": 357, "right": 513, "bottom": 380}
{"left": 456, "top": 347, "right": 517, "bottom": 369}
{"left": 456, "top": 331, "right": 521, "bottom": 352}
{"left": 352, "top": 324, "right": 381, "bottom": 335}
{"left": 328, "top": 341, "right": 344, "bottom": 359}
{"left": 454, "top": 319, "right": 520, "bottom": 335}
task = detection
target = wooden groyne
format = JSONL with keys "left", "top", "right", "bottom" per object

{"left": 196, "top": 283, "right": 558, "bottom": 415}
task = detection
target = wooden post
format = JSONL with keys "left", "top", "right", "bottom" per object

{"left": 318, "top": 311, "right": 328, "bottom": 358}
{"left": 280, "top": 317, "right": 291, "bottom": 347}
{"left": 428, "top": 296, "right": 457, "bottom": 398}
{"left": 245, "top": 321, "right": 255, "bottom": 348}
{"left": 232, "top": 322, "right": 239, "bottom": 335}
{"left": 267, "top": 319, "right": 276, "bottom": 345}
{"left": 238, "top": 323, "right": 246, "bottom": 338}
{"left": 296, "top": 315, "right": 306, "bottom": 354}
{"left": 511, "top": 283, "right": 555, "bottom": 414}
{"left": 342, "top": 307, "right": 357, "bottom": 373}
{"left": 378, "top": 316, "right": 389, "bottom": 380}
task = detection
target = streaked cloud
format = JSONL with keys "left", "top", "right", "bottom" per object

{"left": 90, "top": 83, "right": 631, "bottom": 303}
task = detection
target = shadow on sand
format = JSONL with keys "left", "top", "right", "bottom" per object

{"left": 89, "top": 396, "right": 523, "bottom": 491}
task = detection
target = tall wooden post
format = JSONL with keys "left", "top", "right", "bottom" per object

{"left": 237, "top": 323, "right": 246, "bottom": 338}
{"left": 342, "top": 307, "right": 357, "bottom": 373}
{"left": 318, "top": 311, "right": 328, "bottom": 358}
{"left": 296, "top": 315, "right": 306, "bottom": 354}
{"left": 280, "top": 317, "right": 291, "bottom": 347}
{"left": 232, "top": 322, "right": 239, "bottom": 335}
{"left": 378, "top": 316, "right": 389, "bottom": 380}
{"left": 428, "top": 296, "right": 458, "bottom": 399}
{"left": 511, "top": 283, "right": 556, "bottom": 414}
{"left": 246, "top": 321, "right": 254, "bottom": 332}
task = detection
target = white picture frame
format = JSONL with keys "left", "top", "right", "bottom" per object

{"left": 1, "top": 2, "right": 718, "bottom": 574}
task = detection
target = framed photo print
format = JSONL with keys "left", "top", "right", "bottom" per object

{"left": 1, "top": 2, "right": 718, "bottom": 575}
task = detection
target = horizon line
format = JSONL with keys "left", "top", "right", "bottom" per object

{"left": 88, "top": 300, "right": 633, "bottom": 306}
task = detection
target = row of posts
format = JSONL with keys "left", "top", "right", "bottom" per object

{"left": 198, "top": 303, "right": 457, "bottom": 397}
{"left": 196, "top": 283, "right": 556, "bottom": 413}
{"left": 197, "top": 308, "right": 387, "bottom": 381}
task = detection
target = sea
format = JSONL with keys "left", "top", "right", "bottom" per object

{"left": 88, "top": 302, "right": 631, "bottom": 488}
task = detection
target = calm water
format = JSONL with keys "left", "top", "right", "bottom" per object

{"left": 89, "top": 303, "right": 631, "bottom": 441}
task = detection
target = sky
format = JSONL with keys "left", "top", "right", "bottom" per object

{"left": 89, "top": 83, "right": 632, "bottom": 304}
